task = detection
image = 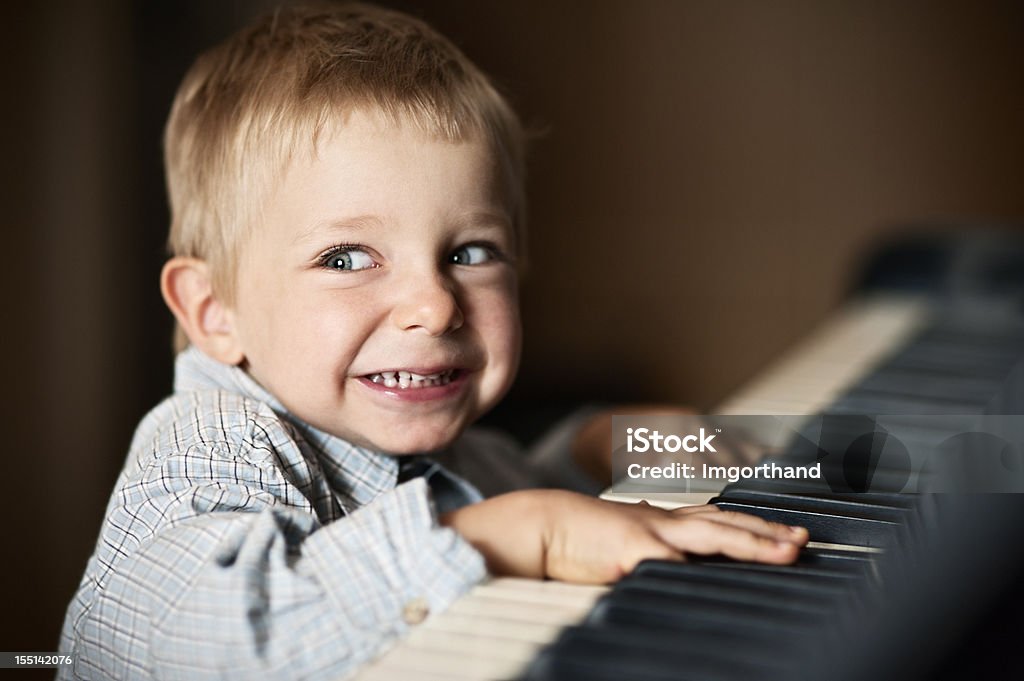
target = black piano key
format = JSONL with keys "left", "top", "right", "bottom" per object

{"left": 588, "top": 597, "right": 821, "bottom": 648}
{"left": 826, "top": 392, "right": 986, "bottom": 414}
{"left": 757, "top": 459, "right": 920, "bottom": 493}
{"left": 630, "top": 560, "right": 855, "bottom": 594}
{"left": 722, "top": 475, "right": 920, "bottom": 507}
{"left": 566, "top": 558, "right": 872, "bottom": 676}
{"left": 688, "top": 547, "right": 874, "bottom": 578}
{"left": 914, "top": 325, "right": 1024, "bottom": 349}
{"left": 683, "top": 560, "right": 869, "bottom": 582}
{"left": 884, "top": 350, "right": 1019, "bottom": 379}
{"left": 606, "top": 576, "right": 836, "bottom": 616}
{"left": 526, "top": 625, "right": 792, "bottom": 681}
{"left": 730, "top": 477, "right": 920, "bottom": 508}
{"left": 710, "top": 497, "right": 900, "bottom": 547}
{"left": 854, "top": 369, "right": 1009, "bottom": 403}
{"left": 716, "top": 489, "right": 910, "bottom": 522}
{"left": 770, "top": 432, "right": 927, "bottom": 493}
{"left": 585, "top": 590, "right": 819, "bottom": 635}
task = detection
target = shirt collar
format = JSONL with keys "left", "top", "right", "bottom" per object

{"left": 173, "top": 346, "right": 399, "bottom": 509}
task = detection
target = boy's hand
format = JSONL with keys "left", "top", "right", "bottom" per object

{"left": 441, "top": 490, "right": 808, "bottom": 584}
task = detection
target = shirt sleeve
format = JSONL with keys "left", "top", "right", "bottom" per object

{"left": 65, "top": 474, "right": 484, "bottom": 681}
{"left": 435, "top": 407, "right": 606, "bottom": 497}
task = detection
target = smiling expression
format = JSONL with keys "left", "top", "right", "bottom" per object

{"left": 228, "top": 109, "right": 522, "bottom": 454}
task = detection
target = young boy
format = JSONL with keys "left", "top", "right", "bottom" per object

{"left": 59, "top": 3, "right": 807, "bottom": 679}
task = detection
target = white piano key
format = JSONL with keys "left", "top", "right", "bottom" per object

{"left": 424, "top": 611, "right": 565, "bottom": 644}
{"left": 360, "top": 644, "right": 528, "bottom": 680}
{"left": 444, "top": 593, "right": 595, "bottom": 624}
{"left": 471, "top": 578, "right": 606, "bottom": 607}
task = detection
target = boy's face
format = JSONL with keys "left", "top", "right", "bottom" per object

{"left": 228, "top": 109, "right": 521, "bottom": 454}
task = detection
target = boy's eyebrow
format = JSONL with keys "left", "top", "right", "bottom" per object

{"left": 444, "top": 210, "right": 516, "bottom": 240}
{"left": 455, "top": 210, "right": 514, "bottom": 230}
{"left": 292, "top": 216, "right": 381, "bottom": 246}
{"left": 293, "top": 211, "right": 513, "bottom": 245}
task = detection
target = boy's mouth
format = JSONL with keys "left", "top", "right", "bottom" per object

{"left": 362, "top": 369, "right": 461, "bottom": 390}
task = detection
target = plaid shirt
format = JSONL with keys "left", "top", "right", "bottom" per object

{"left": 59, "top": 347, "right": 586, "bottom": 680}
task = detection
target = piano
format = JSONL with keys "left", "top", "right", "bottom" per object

{"left": 354, "top": 232, "right": 1024, "bottom": 681}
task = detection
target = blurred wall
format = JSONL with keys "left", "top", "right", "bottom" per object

{"left": 2, "top": 0, "right": 1022, "bottom": 654}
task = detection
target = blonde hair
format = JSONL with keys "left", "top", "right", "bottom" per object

{"left": 164, "top": 2, "right": 526, "bottom": 351}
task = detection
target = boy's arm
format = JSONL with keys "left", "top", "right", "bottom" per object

{"left": 154, "top": 480, "right": 478, "bottom": 676}
{"left": 64, "top": 469, "right": 482, "bottom": 681}
{"left": 442, "top": 489, "right": 808, "bottom": 584}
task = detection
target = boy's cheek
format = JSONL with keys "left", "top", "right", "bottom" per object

{"left": 463, "top": 279, "right": 519, "bottom": 333}
{"left": 484, "top": 308, "right": 522, "bottom": 375}
{"left": 484, "top": 322, "right": 522, "bottom": 406}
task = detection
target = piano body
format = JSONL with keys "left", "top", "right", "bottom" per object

{"left": 354, "top": 232, "right": 1024, "bottom": 681}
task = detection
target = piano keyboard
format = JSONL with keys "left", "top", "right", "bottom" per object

{"left": 353, "top": 579, "right": 607, "bottom": 681}
{"left": 601, "top": 294, "right": 930, "bottom": 510}
{"left": 713, "top": 295, "right": 931, "bottom": 416}
{"left": 353, "top": 294, "right": 1024, "bottom": 681}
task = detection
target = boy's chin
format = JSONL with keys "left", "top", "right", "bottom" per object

{"left": 359, "top": 426, "right": 463, "bottom": 456}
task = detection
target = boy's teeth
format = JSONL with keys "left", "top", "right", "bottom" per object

{"left": 366, "top": 369, "right": 455, "bottom": 389}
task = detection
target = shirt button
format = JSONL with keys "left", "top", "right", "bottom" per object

{"left": 402, "top": 597, "right": 430, "bottom": 625}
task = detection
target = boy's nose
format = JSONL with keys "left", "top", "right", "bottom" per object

{"left": 390, "top": 272, "right": 464, "bottom": 336}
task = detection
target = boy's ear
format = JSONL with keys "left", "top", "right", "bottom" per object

{"left": 160, "top": 257, "right": 245, "bottom": 365}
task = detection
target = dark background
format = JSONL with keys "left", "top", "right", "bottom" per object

{"left": 2, "top": 0, "right": 1023, "bottom": 656}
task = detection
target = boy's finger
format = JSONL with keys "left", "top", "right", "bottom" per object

{"left": 653, "top": 516, "right": 802, "bottom": 564}
{"left": 669, "top": 505, "right": 808, "bottom": 544}
{"left": 695, "top": 509, "right": 809, "bottom": 544}
{"left": 671, "top": 504, "right": 722, "bottom": 516}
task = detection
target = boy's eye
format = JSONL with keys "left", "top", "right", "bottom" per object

{"left": 449, "top": 244, "right": 494, "bottom": 266}
{"left": 321, "top": 247, "right": 376, "bottom": 271}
